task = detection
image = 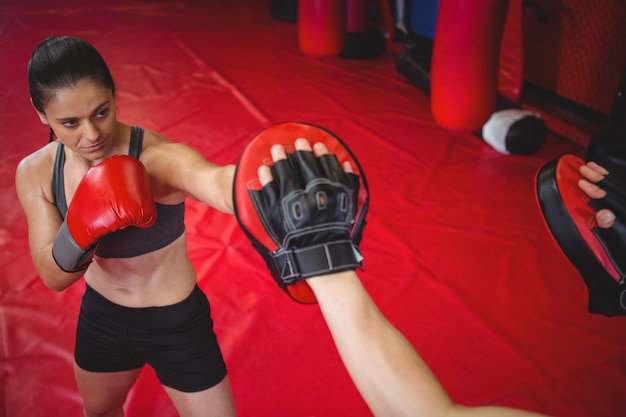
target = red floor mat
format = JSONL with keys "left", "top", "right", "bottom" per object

{"left": 1, "top": 1, "right": 625, "bottom": 416}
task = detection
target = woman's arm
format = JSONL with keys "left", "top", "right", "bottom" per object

{"left": 142, "top": 140, "right": 235, "bottom": 214}
{"left": 15, "top": 152, "right": 85, "bottom": 291}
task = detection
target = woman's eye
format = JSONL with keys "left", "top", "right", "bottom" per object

{"left": 62, "top": 120, "right": 78, "bottom": 128}
{"left": 96, "top": 108, "right": 109, "bottom": 118}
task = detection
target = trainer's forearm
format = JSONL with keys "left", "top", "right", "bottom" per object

{"left": 309, "top": 272, "right": 551, "bottom": 417}
{"left": 308, "top": 272, "right": 455, "bottom": 417}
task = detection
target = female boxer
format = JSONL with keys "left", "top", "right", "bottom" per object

{"left": 15, "top": 36, "right": 237, "bottom": 417}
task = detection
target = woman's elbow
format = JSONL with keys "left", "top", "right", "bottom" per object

{"left": 36, "top": 268, "right": 78, "bottom": 292}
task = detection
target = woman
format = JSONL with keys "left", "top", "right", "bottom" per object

{"left": 15, "top": 36, "right": 237, "bottom": 417}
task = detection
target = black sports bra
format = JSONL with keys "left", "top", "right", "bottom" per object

{"left": 52, "top": 126, "right": 186, "bottom": 258}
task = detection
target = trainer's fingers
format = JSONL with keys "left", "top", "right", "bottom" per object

{"left": 294, "top": 138, "right": 313, "bottom": 152}
{"left": 270, "top": 144, "right": 288, "bottom": 162}
{"left": 578, "top": 178, "right": 607, "bottom": 199}
{"left": 580, "top": 163, "right": 607, "bottom": 184}
{"left": 258, "top": 165, "right": 273, "bottom": 187}
{"left": 314, "top": 142, "right": 354, "bottom": 173}
{"left": 586, "top": 161, "right": 610, "bottom": 176}
{"left": 577, "top": 178, "right": 615, "bottom": 228}
{"left": 596, "top": 209, "right": 616, "bottom": 228}
{"left": 312, "top": 142, "right": 328, "bottom": 157}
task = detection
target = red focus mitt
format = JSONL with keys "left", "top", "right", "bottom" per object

{"left": 536, "top": 154, "right": 626, "bottom": 316}
{"left": 233, "top": 122, "right": 369, "bottom": 304}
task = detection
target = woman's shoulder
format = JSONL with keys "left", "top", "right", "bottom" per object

{"left": 139, "top": 129, "right": 198, "bottom": 162}
{"left": 140, "top": 127, "right": 170, "bottom": 147}
{"left": 15, "top": 141, "right": 59, "bottom": 204}
{"left": 16, "top": 141, "right": 58, "bottom": 179}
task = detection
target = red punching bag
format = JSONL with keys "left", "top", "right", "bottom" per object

{"left": 346, "top": 0, "right": 369, "bottom": 33}
{"left": 430, "top": 0, "right": 510, "bottom": 131}
{"left": 298, "top": 0, "right": 346, "bottom": 57}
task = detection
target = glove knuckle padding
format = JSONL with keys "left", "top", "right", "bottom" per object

{"left": 282, "top": 178, "right": 353, "bottom": 231}
{"left": 272, "top": 158, "right": 300, "bottom": 197}
{"left": 319, "top": 153, "right": 347, "bottom": 182}
{"left": 234, "top": 122, "right": 369, "bottom": 303}
{"left": 536, "top": 154, "right": 626, "bottom": 316}
{"left": 289, "top": 149, "right": 322, "bottom": 185}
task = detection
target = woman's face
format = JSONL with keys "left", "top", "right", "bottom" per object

{"left": 37, "top": 78, "right": 118, "bottom": 162}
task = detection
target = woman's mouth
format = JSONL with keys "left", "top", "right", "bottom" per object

{"left": 84, "top": 141, "right": 104, "bottom": 152}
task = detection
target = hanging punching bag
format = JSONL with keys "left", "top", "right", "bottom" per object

{"left": 346, "top": 0, "right": 369, "bottom": 33}
{"left": 340, "top": 0, "right": 386, "bottom": 59}
{"left": 430, "top": 1, "right": 510, "bottom": 131}
{"left": 298, "top": 0, "right": 346, "bottom": 57}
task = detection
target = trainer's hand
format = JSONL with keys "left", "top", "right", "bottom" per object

{"left": 250, "top": 136, "right": 363, "bottom": 285}
{"left": 233, "top": 122, "right": 369, "bottom": 303}
{"left": 579, "top": 162, "right": 615, "bottom": 228}
{"left": 258, "top": 138, "right": 353, "bottom": 185}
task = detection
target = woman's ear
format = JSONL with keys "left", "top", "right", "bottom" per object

{"left": 30, "top": 98, "right": 49, "bottom": 125}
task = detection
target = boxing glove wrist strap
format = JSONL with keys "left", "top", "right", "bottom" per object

{"left": 52, "top": 220, "right": 98, "bottom": 273}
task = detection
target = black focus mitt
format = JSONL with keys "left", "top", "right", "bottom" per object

{"left": 536, "top": 154, "right": 626, "bottom": 316}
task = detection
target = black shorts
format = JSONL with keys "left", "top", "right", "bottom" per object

{"left": 75, "top": 284, "right": 227, "bottom": 392}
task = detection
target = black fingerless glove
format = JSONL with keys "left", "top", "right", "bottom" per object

{"left": 233, "top": 122, "right": 369, "bottom": 304}
{"left": 250, "top": 150, "right": 363, "bottom": 283}
{"left": 588, "top": 174, "right": 626, "bottom": 277}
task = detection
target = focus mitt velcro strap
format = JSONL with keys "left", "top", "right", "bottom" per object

{"left": 272, "top": 241, "right": 363, "bottom": 284}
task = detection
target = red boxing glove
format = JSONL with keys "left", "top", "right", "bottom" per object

{"left": 52, "top": 155, "right": 157, "bottom": 272}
